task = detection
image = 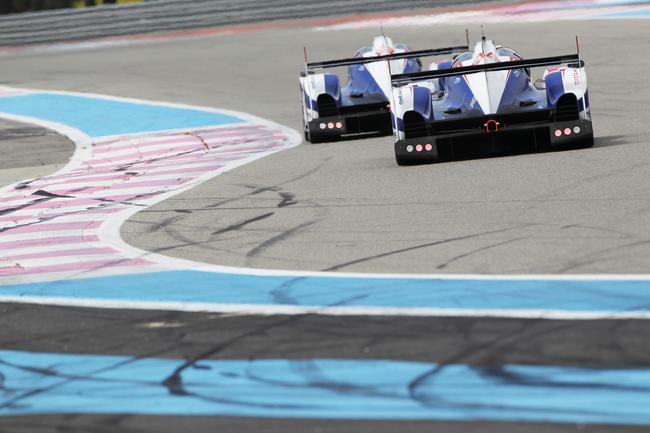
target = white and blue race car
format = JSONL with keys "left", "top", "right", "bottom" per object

{"left": 390, "top": 37, "right": 594, "bottom": 165}
{"left": 300, "top": 36, "right": 467, "bottom": 143}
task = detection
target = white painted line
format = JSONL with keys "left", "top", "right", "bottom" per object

{"left": 0, "top": 254, "right": 126, "bottom": 269}
{"left": 0, "top": 229, "right": 99, "bottom": 244}
{"left": 0, "top": 212, "right": 116, "bottom": 227}
{"left": 313, "top": 0, "right": 650, "bottom": 31}
{"left": 0, "top": 265, "right": 170, "bottom": 286}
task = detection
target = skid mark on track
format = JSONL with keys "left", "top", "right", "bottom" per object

{"left": 1, "top": 349, "right": 650, "bottom": 424}
{"left": 212, "top": 212, "right": 275, "bottom": 236}
{"left": 277, "top": 191, "right": 298, "bottom": 208}
{"left": 323, "top": 224, "right": 532, "bottom": 271}
{"left": 435, "top": 238, "right": 524, "bottom": 270}
{"left": 246, "top": 220, "right": 318, "bottom": 259}
{"left": 0, "top": 87, "right": 300, "bottom": 284}
{"left": 0, "top": 85, "right": 649, "bottom": 322}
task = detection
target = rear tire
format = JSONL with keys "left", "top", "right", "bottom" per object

{"left": 574, "top": 132, "right": 594, "bottom": 149}
{"left": 395, "top": 154, "right": 412, "bottom": 166}
{"left": 396, "top": 153, "right": 435, "bottom": 166}
{"left": 308, "top": 129, "right": 339, "bottom": 144}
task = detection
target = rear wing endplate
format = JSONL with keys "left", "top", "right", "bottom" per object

{"left": 306, "top": 45, "right": 469, "bottom": 71}
{"left": 391, "top": 53, "right": 581, "bottom": 86}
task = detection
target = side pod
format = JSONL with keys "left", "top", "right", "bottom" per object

{"left": 300, "top": 72, "right": 342, "bottom": 142}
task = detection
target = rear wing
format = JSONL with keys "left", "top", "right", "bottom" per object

{"left": 391, "top": 53, "right": 582, "bottom": 86}
{"left": 306, "top": 45, "right": 469, "bottom": 71}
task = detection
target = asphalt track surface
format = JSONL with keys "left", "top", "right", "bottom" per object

{"left": 0, "top": 12, "right": 650, "bottom": 433}
{"left": 0, "top": 119, "right": 72, "bottom": 188}
{"left": 118, "top": 20, "right": 650, "bottom": 275}
{"left": 0, "top": 303, "right": 649, "bottom": 432}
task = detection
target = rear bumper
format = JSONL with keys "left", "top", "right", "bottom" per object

{"left": 307, "top": 110, "right": 391, "bottom": 142}
{"left": 395, "top": 119, "right": 593, "bottom": 161}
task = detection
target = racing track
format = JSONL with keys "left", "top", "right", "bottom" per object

{"left": 118, "top": 20, "right": 650, "bottom": 274}
{"left": 1, "top": 5, "right": 650, "bottom": 433}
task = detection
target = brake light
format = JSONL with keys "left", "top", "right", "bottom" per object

{"left": 484, "top": 119, "right": 500, "bottom": 133}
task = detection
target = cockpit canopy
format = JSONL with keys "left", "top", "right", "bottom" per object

{"left": 496, "top": 46, "right": 523, "bottom": 60}
{"left": 371, "top": 35, "right": 396, "bottom": 56}
{"left": 451, "top": 43, "right": 523, "bottom": 67}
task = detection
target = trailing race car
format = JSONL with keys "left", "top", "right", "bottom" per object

{"left": 300, "top": 36, "right": 468, "bottom": 143}
{"left": 390, "top": 36, "right": 594, "bottom": 165}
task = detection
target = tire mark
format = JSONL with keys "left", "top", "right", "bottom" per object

{"left": 143, "top": 215, "right": 186, "bottom": 235}
{"left": 323, "top": 224, "right": 533, "bottom": 272}
{"left": 277, "top": 192, "right": 297, "bottom": 208}
{"left": 475, "top": 364, "right": 650, "bottom": 392}
{"left": 525, "top": 160, "right": 650, "bottom": 211}
{"left": 406, "top": 319, "right": 580, "bottom": 406}
{"left": 554, "top": 239, "right": 650, "bottom": 273}
{"left": 161, "top": 294, "right": 368, "bottom": 398}
{"left": 205, "top": 159, "right": 328, "bottom": 210}
{"left": 148, "top": 225, "right": 242, "bottom": 256}
{"left": 436, "top": 238, "right": 523, "bottom": 270}
{"left": 212, "top": 212, "right": 274, "bottom": 236}
{"left": 0, "top": 197, "right": 52, "bottom": 216}
{"left": 246, "top": 220, "right": 317, "bottom": 259}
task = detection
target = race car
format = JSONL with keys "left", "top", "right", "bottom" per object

{"left": 300, "top": 36, "right": 468, "bottom": 143}
{"left": 390, "top": 36, "right": 594, "bottom": 165}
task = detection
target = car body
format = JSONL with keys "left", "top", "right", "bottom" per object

{"left": 300, "top": 36, "right": 467, "bottom": 143}
{"left": 390, "top": 37, "right": 593, "bottom": 165}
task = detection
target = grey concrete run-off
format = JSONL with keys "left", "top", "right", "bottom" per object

{"left": 0, "top": 0, "right": 499, "bottom": 46}
{"left": 0, "top": 118, "right": 74, "bottom": 187}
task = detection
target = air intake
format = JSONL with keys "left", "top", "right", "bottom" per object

{"left": 555, "top": 93, "right": 579, "bottom": 122}
{"left": 317, "top": 94, "right": 338, "bottom": 117}
{"left": 403, "top": 111, "right": 428, "bottom": 139}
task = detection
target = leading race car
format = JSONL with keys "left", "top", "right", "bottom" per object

{"left": 390, "top": 36, "right": 594, "bottom": 165}
{"left": 300, "top": 36, "right": 468, "bottom": 143}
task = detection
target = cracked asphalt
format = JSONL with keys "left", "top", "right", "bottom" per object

{"left": 0, "top": 9, "right": 649, "bottom": 433}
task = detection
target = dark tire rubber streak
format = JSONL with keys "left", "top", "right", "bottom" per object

{"left": 1, "top": 303, "right": 649, "bottom": 367}
{"left": 1, "top": 303, "right": 649, "bottom": 432}
{"left": 1, "top": 8, "right": 649, "bottom": 433}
